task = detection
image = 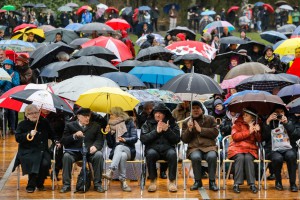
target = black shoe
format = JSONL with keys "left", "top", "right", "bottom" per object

{"left": 275, "top": 181, "right": 283, "bottom": 191}
{"left": 290, "top": 184, "right": 298, "bottom": 192}
{"left": 26, "top": 187, "right": 35, "bottom": 193}
{"left": 233, "top": 184, "right": 240, "bottom": 193}
{"left": 202, "top": 172, "right": 208, "bottom": 179}
{"left": 94, "top": 186, "right": 105, "bottom": 193}
{"left": 60, "top": 185, "right": 71, "bottom": 193}
{"left": 37, "top": 186, "right": 46, "bottom": 191}
{"left": 209, "top": 180, "right": 218, "bottom": 191}
{"left": 160, "top": 171, "right": 167, "bottom": 179}
{"left": 267, "top": 174, "right": 275, "bottom": 180}
{"left": 190, "top": 180, "right": 203, "bottom": 191}
{"left": 250, "top": 184, "right": 258, "bottom": 194}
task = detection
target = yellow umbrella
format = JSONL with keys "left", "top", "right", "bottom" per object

{"left": 274, "top": 38, "right": 300, "bottom": 56}
{"left": 76, "top": 87, "right": 140, "bottom": 113}
{"left": 11, "top": 27, "right": 45, "bottom": 43}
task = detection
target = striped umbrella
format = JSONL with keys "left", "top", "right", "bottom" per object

{"left": 203, "top": 21, "right": 235, "bottom": 34}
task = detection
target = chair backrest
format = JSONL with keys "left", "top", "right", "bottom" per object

{"left": 222, "top": 135, "right": 232, "bottom": 160}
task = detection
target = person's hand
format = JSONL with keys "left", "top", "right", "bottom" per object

{"left": 249, "top": 122, "right": 255, "bottom": 134}
{"left": 266, "top": 112, "right": 277, "bottom": 125}
{"left": 271, "top": 68, "right": 276, "bottom": 73}
{"left": 281, "top": 115, "right": 288, "bottom": 124}
{"left": 161, "top": 120, "right": 169, "bottom": 131}
{"left": 187, "top": 119, "right": 194, "bottom": 131}
{"left": 105, "top": 125, "right": 110, "bottom": 133}
{"left": 74, "top": 131, "right": 84, "bottom": 138}
{"left": 157, "top": 120, "right": 163, "bottom": 133}
{"left": 253, "top": 124, "right": 260, "bottom": 132}
{"left": 30, "top": 130, "right": 37, "bottom": 136}
{"left": 90, "top": 146, "right": 97, "bottom": 154}
{"left": 118, "top": 137, "right": 126, "bottom": 142}
{"left": 194, "top": 120, "right": 201, "bottom": 132}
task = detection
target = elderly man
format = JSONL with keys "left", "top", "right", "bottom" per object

{"left": 60, "top": 108, "right": 105, "bottom": 193}
{"left": 0, "top": 49, "right": 6, "bottom": 65}
{"left": 181, "top": 101, "right": 219, "bottom": 191}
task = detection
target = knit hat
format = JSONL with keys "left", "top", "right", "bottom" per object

{"left": 2, "top": 59, "right": 14, "bottom": 67}
{"left": 191, "top": 101, "right": 204, "bottom": 111}
{"left": 176, "top": 33, "right": 186, "bottom": 41}
{"left": 121, "top": 30, "right": 128, "bottom": 38}
{"left": 16, "top": 54, "right": 29, "bottom": 64}
{"left": 214, "top": 99, "right": 223, "bottom": 107}
{"left": 76, "top": 107, "right": 91, "bottom": 116}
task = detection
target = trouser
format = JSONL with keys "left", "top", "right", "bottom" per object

{"left": 146, "top": 148, "right": 177, "bottom": 181}
{"left": 5, "top": 109, "right": 17, "bottom": 132}
{"left": 110, "top": 145, "right": 131, "bottom": 181}
{"left": 194, "top": 20, "right": 199, "bottom": 32}
{"left": 62, "top": 151, "right": 103, "bottom": 187}
{"left": 189, "top": 150, "right": 217, "bottom": 181}
{"left": 169, "top": 18, "right": 177, "bottom": 30}
{"left": 256, "top": 20, "right": 262, "bottom": 32}
{"left": 232, "top": 153, "right": 255, "bottom": 185}
{"left": 151, "top": 18, "right": 158, "bottom": 32}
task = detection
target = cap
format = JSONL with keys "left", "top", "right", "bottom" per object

{"left": 243, "top": 108, "right": 258, "bottom": 118}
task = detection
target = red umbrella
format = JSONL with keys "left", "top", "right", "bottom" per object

{"left": 76, "top": 5, "right": 92, "bottom": 15}
{"left": 105, "top": 18, "right": 131, "bottom": 30}
{"left": 81, "top": 36, "right": 133, "bottom": 62}
{"left": 287, "top": 58, "right": 300, "bottom": 77}
{"left": 0, "top": 9, "right": 6, "bottom": 13}
{"left": 227, "top": 6, "right": 239, "bottom": 14}
{"left": 13, "top": 23, "right": 37, "bottom": 33}
{"left": 166, "top": 41, "right": 217, "bottom": 61}
{"left": 263, "top": 4, "right": 274, "bottom": 13}
{"left": 105, "top": 6, "right": 119, "bottom": 14}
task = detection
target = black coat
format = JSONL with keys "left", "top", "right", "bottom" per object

{"left": 106, "top": 119, "right": 138, "bottom": 160}
{"left": 13, "top": 118, "right": 57, "bottom": 175}
{"left": 257, "top": 54, "right": 283, "bottom": 73}
{"left": 219, "top": 115, "right": 233, "bottom": 137}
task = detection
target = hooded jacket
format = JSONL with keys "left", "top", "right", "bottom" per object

{"left": 0, "top": 59, "right": 20, "bottom": 93}
{"left": 257, "top": 45, "right": 284, "bottom": 73}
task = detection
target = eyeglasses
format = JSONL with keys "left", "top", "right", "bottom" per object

{"left": 27, "top": 111, "right": 39, "bottom": 115}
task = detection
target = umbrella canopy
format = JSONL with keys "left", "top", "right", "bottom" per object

{"left": 291, "top": 26, "right": 300, "bottom": 38}
{"left": 57, "top": 56, "right": 118, "bottom": 80}
{"left": 203, "top": 21, "right": 235, "bottom": 34}
{"left": 286, "top": 58, "right": 300, "bottom": 77}
{"left": 22, "top": 3, "right": 35, "bottom": 8}
{"left": 221, "top": 75, "right": 252, "bottom": 89}
{"left": 287, "top": 97, "right": 300, "bottom": 113}
{"left": 237, "top": 40, "right": 266, "bottom": 53}
{"left": 136, "top": 46, "right": 174, "bottom": 61}
{"left": 228, "top": 93, "right": 285, "bottom": 115}
{"left": 163, "top": 3, "right": 180, "bottom": 14}
{"left": 227, "top": 6, "right": 239, "bottom": 14}
{"left": 273, "top": 40, "right": 285, "bottom": 50}
{"left": 136, "top": 33, "right": 164, "bottom": 46}
{"left": 274, "top": 38, "right": 300, "bottom": 56}
{"left": 278, "top": 73, "right": 300, "bottom": 84}
{"left": 263, "top": 3, "right": 274, "bottom": 13}
{"left": 116, "top": 60, "right": 142, "bottom": 73}
{"left": 129, "top": 60, "right": 184, "bottom": 85}
{"left": 127, "top": 90, "right": 162, "bottom": 103}
{"left": 236, "top": 74, "right": 295, "bottom": 92}
{"left": 69, "top": 38, "right": 90, "bottom": 48}
{"left": 260, "top": 31, "right": 288, "bottom": 44}
{"left": 73, "top": 46, "right": 117, "bottom": 61}
{"left": 38, "top": 25, "right": 56, "bottom": 32}
{"left": 278, "top": 84, "right": 300, "bottom": 103}
{"left": 254, "top": 2, "right": 265, "bottom": 7}
{"left": 13, "top": 24, "right": 37, "bottom": 33}
{"left": 101, "top": 72, "right": 146, "bottom": 88}
{"left": 105, "top": 7, "right": 119, "bottom": 13}
{"left": 145, "top": 89, "right": 182, "bottom": 103}
{"left": 275, "top": 0, "right": 288, "bottom": 6}
{"left": 11, "top": 89, "right": 73, "bottom": 113}
{"left": 105, "top": 18, "right": 131, "bottom": 30}
{"left": 279, "top": 4, "right": 293, "bottom": 11}
{"left": 167, "top": 26, "right": 196, "bottom": 40}
{"left": 58, "top": 6, "right": 73, "bottom": 12}
{"left": 1, "top": 5, "right": 16, "bottom": 11}
{"left": 39, "top": 61, "right": 68, "bottom": 78}
{"left": 223, "top": 90, "right": 271, "bottom": 106}
{"left": 34, "top": 3, "right": 47, "bottom": 8}
{"left": 0, "top": 68, "right": 12, "bottom": 82}
{"left": 76, "top": 5, "right": 92, "bottom": 15}
{"left": 97, "top": 3, "right": 108, "bottom": 10}
{"left": 81, "top": 36, "right": 133, "bottom": 62}
{"left": 120, "top": 7, "right": 132, "bottom": 16}
{"left": 78, "top": 22, "right": 114, "bottom": 34}
{"left": 11, "top": 27, "right": 45, "bottom": 43}
{"left": 44, "top": 28, "right": 79, "bottom": 44}
{"left": 138, "top": 6, "right": 151, "bottom": 11}
{"left": 52, "top": 75, "right": 119, "bottom": 101}
{"left": 76, "top": 87, "right": 139, "bottom": 112}
{"left": 201, "top": 10, "right": 216, "bottom": 16}
{"left": 65, "top": 23, "right": 83, "bottom": 31}
{"left": 277, "top": 24, "right": 297, "bottom": 34}
{"left": 65, "top": 2, "right": 79, "bottom": 8}
{"left": 0, "top": 40, "right": 36, "bottom": 52}
{"left": 220, "top": 36, "right": 247, "bottom": 44}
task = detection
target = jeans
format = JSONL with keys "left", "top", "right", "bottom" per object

{"left": 110, "top": 145, "right": 131, "bottom": 181}
{"left": 256, "top": 20, "right": 262, "bottom": 32}
{"left": 169, "top": 18, "right": 177, "bottom": 30}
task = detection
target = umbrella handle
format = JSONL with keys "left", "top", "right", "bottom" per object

{"left": 101, "top": 127, "right": 109, "bottom": 135}
{"left": 26, "top": 108, "right": 42, "bottom": 141}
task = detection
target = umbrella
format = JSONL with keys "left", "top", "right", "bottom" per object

{"left": 78, "top": 22, "right": 114, "bottom": 34}
{"left": 223, "top": 62, "right": 272, "bottom": 80}
{"left": 13, "top": 24, "right": 37, "bottom": 33}
{"left": 201, "top": 10, "right": 216, "bottom": 16}
{"left": 166, "top": 41, "right": 217, "bottom": 60}
{"left": 263, "top": 4, "right": 274, "bottom": 13}
{"left": 11, "top": 27, "right": 45, "bottom": 43}
{"left": 254, "top": 2, "right": 265, "bottom": 7}
{"left": 101, "top": 72, "right": 146, "bottom": 88}
{"left": 22, "top": 3, "right": 35, "bottom": 8}
{"left": 65, "top": 23, "right": 83, "bottom": 31}
{"left": 29, "top": 42, "right": 74, "bottom": 69}
{"left": 77, "top": 5, "right": 92, "bottom": 15}
{"left": 279, "top": 5, "right": 293, "bottom": 11}
{"left": 227, "top": 6, "right": 239, "bottom": 14}
{"left": 221, "top": 75, "right": 252, "bottom": 89}
{"left": 136, "top": 33, "right": 164, "bottom": 46}
{"left": 278, "top": 84, "right": 300, "bottom": 103}
{"left": 0, "top": 40, "right": 36, "bottom": 52}
{"left": 286, "top": 58, "right": 300, "bottom": 77}
{"left": 278, "top": 73, "right": 300, "bottom": 84}
{"left": 223, "top": 90, "right": 271, "bottom": 107}
{"left": 260, "top": 31, "right": 288, "bottom": 44}
{"left": 34, "top": 3, "right": 47, "bottom": 8}
{"left": 38, "top": 25, "right": 56, "bottom": 32}
{"left": 273, "top": 40, "right": 285, "bottom": 50}
{"left": 287, "top": 97, "right": 300, "bottom": 113}
{"left": 228, "top": 93, "right": 285, "bottom": 115}
{"left": 163, "top": 3, "right": 180, "bottom": 14}
{"left": 275, "top": 0, "right": 288, "bottom": 6}
{"left": 105, "top": 7, "right": 119, "bottom": 14}
{"left": 52, "top": 75, "right": 119, "bottom": 101}
{"left": 12, "top": 10, "right": 22, "bottom": 16}
{"left": 236, "top": 74, "right": 295, "bottom": 92}
{"left": 81, "top": 36, "right": 133, "bottom": 62}
{"left": 1, "top": 5, "right": 16, "bottom": 11}
{"left": 57, "top": 56, "right": 118, "bottom": 80}
{"left": 203, "top": 21, "right": 235, "bottom": 34}
{"left": 97, "top": 3, "right": 108, "bottom": 10}
{"left": 44, "top": 28, "right": 79, "bottom": 44}
{"left": 274, "top": 38, "right": 300, "bottom": 56}
{"left": 39, "top": 61, "right": 68, "bottom": 78}
{"left": 11, "top": 89, "right": 73, "bottom": 113}
{"left": 65, "top": 2, "right": 79, "bottom": 8}
{"left": 127, "top": 90, "right": 162, "bottom": 103}
{"left": 277, "top": 24, "right": 297, "bottom": 34}
{"left": 105, "top": 18, "right": 131, "bottom": 30}
{"left": 220, "top": 36, "right": 247, "bottom": 44}
{"left": 167, "top": 26, "right": 196, "bottom": 40}
{"left": 138, "top": 6, "right": 151, "bottom": 11}
{"left": 69, "top": 38, "right": 90, "bottom": 48}
{"left": 73, "top": 46, "right": 117, "bottom": 61}
{"left": 58, "top": 6, "right": 73, "bottom": 12}
{"left": 238, "top": 40, "right": 266, "bottom": 53}
{"left": 145, "top": 89, "right": 182, "bottom": 103}
{"left": 0, "top": 68, "right": 12, "bottom": 82}
{"left": 135, "top": 46, "right": 174, "bottom": 61}
{"left": 281, "top": 55, "right": 295, "bottom": 64}
{"left": 129, "top": 60, "right": 184, "bottom": 85}
{"left": 120, "top": 7, "right": 132, "bottom": 16}
{"left": 0, "top": 25, "right": 7, "bottom": 30}
{"left": 76, "top": 87, "right": 139, "bottom": 112}
{"left": 116, "top": 60, "right": 142, "bottom": 73}
{"left": 291, "top": 26, "right": 300, "bottom": 38}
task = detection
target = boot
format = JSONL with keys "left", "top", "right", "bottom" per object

{"left": 275, "top": 180, "right": 283, "bottom": 191}
{"left": 168, "top": 180, "right": 177, "bottom": 192}
{"left": 233, "top": 184, "right": 240, "bottom": 193}
{"left": 120, "top": 180, "right": 131, "bottom": 192}
{"left": 209, "top": 180, "right": 218, "bottom": 191}
{"left": 102, "top": 169, "right": 113, "bottom": 180}
{"left": 190, "top": 180, "right": 203, "bottom": 191}
{"left": 148, "top": 179, "right": 157, "bottom": 192}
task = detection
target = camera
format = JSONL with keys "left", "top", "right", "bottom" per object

{"left": 277, "top": 114, "right": 283, "bottom": 120}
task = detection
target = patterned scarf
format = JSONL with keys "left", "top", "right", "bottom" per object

{"left": 265, "top": 54, "right": 274, "bottom": 62}
{"left": 108, "top": 117, "right": 127, "bottom": 138}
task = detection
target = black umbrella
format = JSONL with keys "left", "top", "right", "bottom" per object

{"left": 121, "top": 7, "right": 133, "bottom": 16}
{"left": 78, "top": 22, "right": 115, "bottom": 34}
{"left": 237, "top": 40, "right": 266, "bottom": 53}
{"left": 22, "top": 3, "right": 35, "bottom": 8}
{"left": 12, "top": 10, "right": 22, "bottom": 16}
{"left": 58, "top": 56, "right": 118, "bottom": 80}
{"left": 167, "top": 26, "right": 196, "bottom": 40}
{"left": 136, "top": 46, "right": 174, "bottom": 61}
{"left": 34, "top": 3, "right": 47, "bottom": 8}
{"left": 39, "top": 61, "right": 68, "bottom": 78}
{"left": 274, "top": 0, "right": 288, "bottom": 6}
{"left": 287, "top": 97, "right": 300, "bottom": 113}
{"left": 30, "top": 42, "right": 74, "bottom": 69}
{"left": 101, "top": 72, "right": 146, "bottom": 88}
{"left": 116, "top": 60, "right": 142, "bottom": 73}
{"left": 220, "top": 36, "right": 247, "bottom": 44}
{"left": 45, "top": 28, "right": 79, "bottom": 44}
{"left": 72, "top": 46, "right": 117, "bottom": 61}
{"left": 236, "top": 74, "right": 295, "bottom": 93}
{"left": 69, "top": 38, "right": 90, "bottom": 48}
{"left": 260, "top": 31, "right": 288, "bottom": 44}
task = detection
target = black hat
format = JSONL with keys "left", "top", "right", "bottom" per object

{"left": 243, "top": 107, "right": 258, "bottom": 118}
{"left": 191, "top": 101, "right": 204, "bottom": 110}
{"left": 76, "top": 107, "right": 91, "bottom": 116}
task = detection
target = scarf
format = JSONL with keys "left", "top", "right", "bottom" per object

{"left": 108, "top": 117, "right": 127, "bottom": 140}
{"left": 215, "top": 108, "right": 225, "bottom": 115}
{"left": 265, "top": 54, "right": 274, "bottom": 62}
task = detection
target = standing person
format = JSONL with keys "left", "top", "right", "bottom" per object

{"left": 151, "top": 7, "right": 159, "bottom": 32}
{"left": 262, "top": 6, "right": 269, "bottom": 31}
{"left": 228, "top": 108, "right": 261, "bottom": 194}
{"left": 181, "top": 101, "right": 219, "bottom": 191}
{"left": 257, "top": 46, "right": 283, "bottom": 73}
{"left": 44, "top": 12, "right": 55, "bottom": 26}
{"left": 120, "top": 31, "right": 135, "bottom": 58}
{"left": 15, "top": 54, "right": 37, "bottom": 85}
{"left": 292, "top": 7, "right": 300, "bottom": 26}
{"left": 211, "top": 34, "right": 220, "bottom": 53}
{"left": 169, "top": 5, "right": 178, "bottom": 30}
{"left": 60, "top": 108, "right": 105, "bottom": 193}
{"left": 81, "top": 10, "right": 92, "bottom": 24}
{"left": 187, "top": 9, "right": 194, "bottom": 30}
{"left": 70, "top": 11, "right": 79, "bottom": 23}
{"left": 102, "top": 107, "right": 137, "bottom": 192}
{"left": 220, "top": 8, "right": 226, "bottom": 21}
{"left": 54, "top": 33, "right": 66, "bottom": 43}
{"left": 193, "top": 7, "right": 201, "bottom": 32}
{"left": 7, "top": 12, "right": 17, "bottom": 35}
{"left": 256, "top": 7, "right": 264, "bottom": 33}
{"left": 13, "top": 105, "right": 59, "bottom": 193}
{"left": 60, "top": 11, "right": 69, "bottom": 27}
{"left": 140, "top": 103, "right": 180, "bottom": 192}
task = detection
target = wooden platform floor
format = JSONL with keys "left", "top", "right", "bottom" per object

{"left": 1, "top": 135, "right": 300, "bottom": 199}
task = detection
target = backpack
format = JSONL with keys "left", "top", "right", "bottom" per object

{"left": 75, "top": 167, "right": 92, "bottom": 193}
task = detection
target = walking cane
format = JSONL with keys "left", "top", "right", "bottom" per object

{"left": 26, "top": 106, "right": 43, "bottom": 141}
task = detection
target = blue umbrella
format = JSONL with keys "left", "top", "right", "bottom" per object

{"left": 292, "top": 25, "right": 300, "bottom": 38}
{"left": 201, "top": 10, "right": 216, "bottom": 16}
{"left": 163, "top": 3, "right": 180, "bottom": 14}
{"left": 273, "top": 40, "right": 285, "bottom": 50}
{"left": 223, "top": 90, "right": 271, "bottom": 107}
{"left": 260, "top": 31, "right": 288, "bottom": 44}
{"left": 278, "top": 84, "right": 300, "bottom": 98}
{"left": 39, "top": 61, "right": 68, "bottom": 78}
{"left": 65, "top": 23, "right": 83, "bottom": 31}
{"left": 254, "top": 2, "right": 264, "bottom": 7}
{"left": 281, "top": 55, "right": 295, "bottom": 64}
{"left": 138, "top": 6, "right": 151, "bottom": 11}
{"left": 100, "top": 72, "right": 146, "bottom": 88}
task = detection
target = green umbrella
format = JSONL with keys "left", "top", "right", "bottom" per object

{"left": 1, "top": 5, "right": 16, "bottom": 11}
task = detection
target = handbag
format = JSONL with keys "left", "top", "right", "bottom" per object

{"left": 271, "top": 123, "right": 292, "bottom": 151}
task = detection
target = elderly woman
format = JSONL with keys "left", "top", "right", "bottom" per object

{"left": 102, "top": 107, "right": 137, "bottom": 192}
{"left": 228, "top": 107, "right": 261, "bottom": 194}
{"left": 13, "top": 105, "right": 58, "bottom": 193}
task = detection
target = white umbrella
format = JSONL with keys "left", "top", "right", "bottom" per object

{"left": 279, "top": 5, "right": 293, "bottom": 11}
{"left": 58, "top": 6, "right": 73, "bottom": 12}
{"left": 0, "top": 68, "right": 12, "bottom": 82}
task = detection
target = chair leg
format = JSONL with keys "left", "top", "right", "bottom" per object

{"left": 222, "top": 162, "right": 226, "bottom": 190}
{"left": 17, "top": 165, "right": 20, "bottom": 190}
{"left": 226, "top": 163, "right": 232, "bottom": 181}
{"left": 183, "top": 161, "right": 186, "bottom": 190}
